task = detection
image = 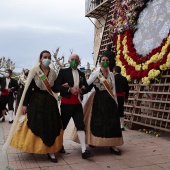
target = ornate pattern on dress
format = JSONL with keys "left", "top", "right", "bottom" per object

{"left": 93, "top": 74, "right": 113, "bottom": 91}
{"left": 34, "top": 68, "right": 57, "bottom": 90}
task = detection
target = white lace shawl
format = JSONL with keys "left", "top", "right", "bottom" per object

{"left": 34, "top": 68, "right": 57, "bottom": 90}
{"left": 87, "top": 68, "right": 117, "bottom": 103}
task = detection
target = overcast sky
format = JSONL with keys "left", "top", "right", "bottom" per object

{"left": 0, "top": 0, "right": 94, "bottom": 72}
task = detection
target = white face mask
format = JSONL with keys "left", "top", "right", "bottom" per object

{"left": 42, "top": 58, "right": 51, "bottom": 67}
{"left": 5, "top": 73, "right": 10, "bottom": 77}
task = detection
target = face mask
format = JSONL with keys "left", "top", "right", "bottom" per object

{"left": 70, "top": 60, "right": 79, "bottom": 68}
{"left": 24, "top": 72, "right": 28, "bottom": 76}
{"left": 5, "top": 73, "right": 10, "bottom": 77}
{"left": 42, "top": 58, "right": 51, "bottom": 67}
{"left": 101, "top": 61, "right": 109, "bottom": 68}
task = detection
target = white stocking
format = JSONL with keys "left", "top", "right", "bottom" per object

{"left": 8, "top": 110, "right": 13, "bottom": 121}
{"left": 112, "top": 146, "right": 119, "bottom": 151}
{"left": 120, "top": 117, "right": 124, "bottom": 128}
{"left": 49, "top": 153, "right": 55, "bottom": 159}
{"left": 77, "top": 130, "right": 86, "bottom": 153}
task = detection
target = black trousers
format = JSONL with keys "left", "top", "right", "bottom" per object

{"left": 0, "top": 94, "right": 14, "bottom": 110}
{"left": 117, "top": 96, "right": 125, "bottom": 117}
{"left": 60, "top": 103, "right": 85, "bottom": 130}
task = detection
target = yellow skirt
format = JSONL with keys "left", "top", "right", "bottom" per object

{"left": 10, "top": 118, "right": 63, "bottom": 154}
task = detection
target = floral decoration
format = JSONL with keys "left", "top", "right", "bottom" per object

{"left": 109, "top": 0, "right": 145, "bottom": 37}
{"left": 113, "top": 29, "right": 170, "bottom": 85}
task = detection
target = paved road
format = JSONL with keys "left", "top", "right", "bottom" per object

{"left": 0, "top": 117, "right": 170, "bottom": 170}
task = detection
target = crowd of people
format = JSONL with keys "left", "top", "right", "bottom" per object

{"left": 0, "top": 47, "right": 129, "bottom": 163}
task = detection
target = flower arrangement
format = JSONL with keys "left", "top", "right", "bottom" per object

{"left": 109, "top": 0, "right": 144, "bottom": 37}
{"left": 108, "top": 0, "right": 170, "bottom": 85}
{"left": 113, "top": 29, "right": 170, "bottom": 85}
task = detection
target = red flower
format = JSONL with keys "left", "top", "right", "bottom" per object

{"left": 167, "top": 45, "right": 170, "bottom": 52}
{"left": 142, "top": 70, "right": 149, "bottom": 77}
{"left": 115, "top": 29, "right": 170, "bottom": 81}
{"left": 153, "top": 63, "right": 160, "bottom": 69}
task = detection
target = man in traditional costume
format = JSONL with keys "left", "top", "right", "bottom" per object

{"left": 0, "top": 69, "right": 18, "bottom": 123}
{"left": 52, "top": 54, "right": 93, "bottom": 159}
{"left": 113, "top": 66, "right": 129, "bottom": 131}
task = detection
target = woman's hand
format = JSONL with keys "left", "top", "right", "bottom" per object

{"left": 22, "top": 106, "right": 27, "bottom": 115}
{"left": 62, "top": 83, "right": 69, "bottom": 88}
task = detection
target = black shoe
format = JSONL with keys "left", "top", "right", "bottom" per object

{"left": 9, "top": 120, "right": 13, "bottom": 124}
{"left": 121, "top": 128, "right": 125, "bottom": 131}
{"left": 110, "top": 147, "right": 121, "bottom": 155}
{"left": 59, "top": 145, "right": 66, "bottom": 153}
{"left": 2, "top": 117, "right": 5, "bottom": 122}
{"left": 82, "top": 150, "right": 93, "bottom": 159}
{"left": 47, "top": 154, "right": 58, "bottom": 163}
{"left": 89, "top": 145, "right": 96, "bottom": 148}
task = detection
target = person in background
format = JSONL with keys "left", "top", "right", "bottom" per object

{"left": 2, "top": 50, "right": 63, "bottom": 163}
{"left": 52, "top": 54, "right": 93, "bottom": 159}
{"left": 103, "top": 44, "right": 116, "bottom": 72}
{"left": 0, "top": 69, "right": 18, "bottom": 123}
{"left": 15, "top": 69, "right": 29, "bottom": 114}
{"left": 17, "top": 69, "right": 29, "bottom": 102}
{"left": 72, "top": 54, "right": 123, "bottom": 155}
{"left": 113, "top": 66, "right": 129, "bottom": 131}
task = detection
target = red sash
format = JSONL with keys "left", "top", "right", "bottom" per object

{"left": 1, "top": 89, "right": 9, "bottom": 96}
{"left": 61, "top": 94, "right": 80, "bottom": 104}
{"left": 116, "top": 92, "right": 125, "bottom": 96}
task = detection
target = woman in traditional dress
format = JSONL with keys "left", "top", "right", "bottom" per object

{"left": 2, "top": 50, "right": 63, "bottom": 163}
{"left": 81, "top": 55, "right": 123, "bottom": 155}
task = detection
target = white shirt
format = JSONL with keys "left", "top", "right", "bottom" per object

{"left": 5, "top": 78, "right": 10, "bottom": 89}
{"left": 72, "top": 69, "right": 79, "bottom": 87}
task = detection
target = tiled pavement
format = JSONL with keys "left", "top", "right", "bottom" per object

{"left": 0, "top": 116, "right": 170, "bottom": 170}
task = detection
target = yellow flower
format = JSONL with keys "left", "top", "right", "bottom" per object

{"left": 167, "top": 53, "right": 170, "bottom": 60}
{"left": 135, "top": 65, "right": 141, "bottom": 71}
{"left": 162, "top": 45, "right": 167, "bottom": 53}
{"left": 148, "top": 69, "right": 160, "bottom": 79}
{"left": 126, "top": 75, "right": 131, "bottom": 81}
{"left": 160, "top": 64, "right": 168, "bottom": 70}
{"left": 142, "top": 77, "right": 150, "bottom": 86}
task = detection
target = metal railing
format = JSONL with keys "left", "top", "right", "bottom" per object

{"left": 85, "top": 0, "right": 106, "bottom": 15}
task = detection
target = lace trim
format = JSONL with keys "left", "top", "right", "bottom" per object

{"left": 34, "top": 68, "right": 57, "bottom": 90}
{"left": 93, "top": 74, "right": 113, "bottom": 91}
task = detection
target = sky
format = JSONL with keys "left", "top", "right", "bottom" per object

{"left": 0, "top": 0, "right": 94, "bottom": 72}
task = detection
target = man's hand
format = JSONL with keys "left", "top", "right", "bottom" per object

{"left": 76, "top": 86, "right": 86, "bottom": 94}
{"left": 8, "top": 87, "right": 14, "bottom": 93}
{"left": 8, "top": 88, "right": 12, "bottom": 93}
{"left": 70, "top": 87, "right": 78, "bottom": 95}
{"left": 76, "top": 88, "right": 82, "bottom": 94}
{"left": 70, "top": 86, "right": 86, "bottom": 95}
